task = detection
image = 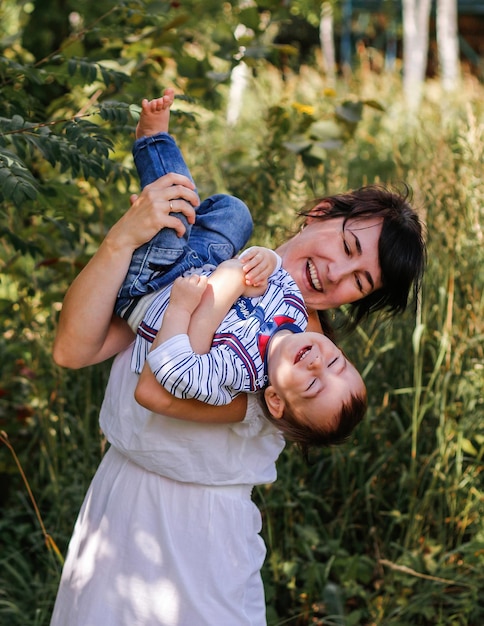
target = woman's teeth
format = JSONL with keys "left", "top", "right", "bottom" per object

{"left": 307, "top": 260, "right": 322, "bottom": 291}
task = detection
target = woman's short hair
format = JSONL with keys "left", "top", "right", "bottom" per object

{"left": 300, "top": 184, "right": 427, "bottom": 329}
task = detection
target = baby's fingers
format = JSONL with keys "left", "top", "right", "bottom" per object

{"left": 244, "top": 267, "right": 268, "bottom": 286}
{"left": 238, "top": 248, "right": 259, "bottom": 270}
{"left": 242, "top": 257, "right": 272, "bottom": 285}
{"left": 179, "top": 273, "right": 208, "bottom": 291}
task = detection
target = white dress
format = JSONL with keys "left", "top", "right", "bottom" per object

{"left": 50, "top": 345, "right": 285, "bottom": 626}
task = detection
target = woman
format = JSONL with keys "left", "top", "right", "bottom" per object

{"left": 51, "top": 144, "right": 425, "bottom": 625}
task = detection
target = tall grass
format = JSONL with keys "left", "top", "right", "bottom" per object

{"left": 222, "top": 66, "right": 484, "bottom": 624}
{"left": 1, "top": 66, "right": 482, "bottom": 625}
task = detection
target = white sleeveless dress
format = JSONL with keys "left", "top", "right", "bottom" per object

{"left": 50, "top": 345, "right": 285, "bottom": 626}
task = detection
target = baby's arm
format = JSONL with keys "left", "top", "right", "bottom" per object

{"left": 152, "top": 246, "right": 278, "bottom": 354}
{"left": 154, "top": 273, "right": 208, "bottom": 347}
{"left": 183, "top": 249, "right": 278, "bottom": 351}
{"left": 135, "top": 260, "right": 247, "bottom": 413}
{"left": 155, "top": 258, "right": 249, "bottom": 354}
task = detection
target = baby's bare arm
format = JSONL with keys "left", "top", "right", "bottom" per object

{"left": 152, "top": 274, "right": 208, "bottom": 351}
{"left": 186, "top": 259, "right": 248, "bottom": 353}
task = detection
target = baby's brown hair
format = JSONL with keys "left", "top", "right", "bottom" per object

{"left": 261, "top": 390, "right": 367, "bottom": 457}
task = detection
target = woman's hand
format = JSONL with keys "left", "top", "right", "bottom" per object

{"left": 53, "top": 173, "right": 200, "bottom": 369}
{"left": 108, "top": 174, "right": 200, "bottom": 253}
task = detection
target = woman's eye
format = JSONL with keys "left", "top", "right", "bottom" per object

{"left": 343, "top": 239, "right": 351, "bottom": 256}
{"left": 355, "top": 274, "right": 363, "bottom": 292}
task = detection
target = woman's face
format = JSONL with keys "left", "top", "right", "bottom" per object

{"left": 276, "top": 215, "right": 383, "bottom": 311}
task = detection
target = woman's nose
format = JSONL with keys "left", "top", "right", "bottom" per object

{"left": 327, "top": 260, "right": 347, "bottom": 283}
{"left": 328, "top": 257, "right": 359, "bottom": 283}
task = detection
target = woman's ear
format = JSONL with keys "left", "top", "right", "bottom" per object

{"left": 305, "top": 201, "right": 331, "bottom": 225}
{"left": 264, "top": 386, "right": 285, "bottom": 419}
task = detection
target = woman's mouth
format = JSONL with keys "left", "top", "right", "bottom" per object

{"left": 306, "top": 260, "right": 323, "bottom": 291}
{"left": 295, "top": 346, "right": 312, "bottom": 364}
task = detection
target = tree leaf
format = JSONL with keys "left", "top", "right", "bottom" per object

{"left": 335, "top": 101, "right": 363, "bottom": 124}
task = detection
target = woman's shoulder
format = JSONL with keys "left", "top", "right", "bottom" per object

{"left": 231, "top": 394, "right": 282, "bottom": 439}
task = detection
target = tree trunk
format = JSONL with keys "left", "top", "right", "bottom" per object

{"left": 437, "top": 0, "right": 460, "bottom": 91}
{"left": 226, "top": 1, "right": 254, "bottom": 126}
{"left": 402, "top": 0, "right": 432, "bottom": 111}
{"left": 226, "top": 60, "right": 251, "bottom": 126}
{"left": 320, "top": 1, "right": 336, "bottom": 87}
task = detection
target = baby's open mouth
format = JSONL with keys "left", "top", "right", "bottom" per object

{"left": 306, "top": 260, "right": 323, "bottom": 291}
{"left": 295, "top": 346, "right": 312, "bottom": 364}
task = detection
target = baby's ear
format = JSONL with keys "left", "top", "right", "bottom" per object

{"left": 264, "top": 386, "right": 285, "bottom": 419}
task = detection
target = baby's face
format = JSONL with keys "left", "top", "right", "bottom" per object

{"left": 266, "top": 331, "right": 365, "bottom": 430}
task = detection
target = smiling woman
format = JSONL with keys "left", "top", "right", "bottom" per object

{"left": 50, "top": 95, "right": 426, "bottom": 626}
{"left": 278, "top": 215, "right": 383, "bottom": 310}
{"left": 278, "top": 185, "right": 426, "bottom": 330}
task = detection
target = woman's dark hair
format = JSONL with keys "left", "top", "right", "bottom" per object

{"left": 260, "top": 391, "right": 367, "bottom": 459}
{"left": 299, "top": 184, "right": 427, "bottom": 330}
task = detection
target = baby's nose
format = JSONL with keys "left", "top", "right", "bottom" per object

{"left": 308, "top": 354, "right": 321, "bottom": 369}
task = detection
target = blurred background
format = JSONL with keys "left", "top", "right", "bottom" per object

{"left": 0, "top": 1, "right": 482, "bottom": 624}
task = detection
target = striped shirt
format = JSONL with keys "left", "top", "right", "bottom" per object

{"left": 132, "top": 260, "right": 308, "bottom": 406}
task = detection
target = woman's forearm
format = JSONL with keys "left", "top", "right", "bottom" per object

{"left": 135, "top": 366, "right": 247, "bottom": 423}
{"left": 53, "top": 235, "right": 136, "bottom": 368}
{"left": 53, "top": 175, "right": 199, "bottom": 369}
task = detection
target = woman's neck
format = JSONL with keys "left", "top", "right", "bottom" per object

{"left": 306, "top": 309, "right": 323, "bottom": 334}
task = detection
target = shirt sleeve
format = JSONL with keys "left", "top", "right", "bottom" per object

{"left": 262, "top": 268, "right": 308, "bottom": 331}
{"left": 147, "top": 334, "right": 248, "bottom": 406}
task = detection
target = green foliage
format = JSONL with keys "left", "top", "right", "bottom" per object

{"left": 1, "top": 1, "right": 483, "bottom": 625}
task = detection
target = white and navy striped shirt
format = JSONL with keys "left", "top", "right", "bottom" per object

{"left": 132, "top": 259, "right": 308, "bottom": 406}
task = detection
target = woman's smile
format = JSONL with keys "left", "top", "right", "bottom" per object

{"left": 306, "top": 260, "right": 323, "bottom": 292}
{"left": 277, "top": 216, "right": 383, "bottom": 310}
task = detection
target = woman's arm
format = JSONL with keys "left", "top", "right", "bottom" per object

{"left": 135, "top": 374, "right": 248, "bottom": 422}
{"left": 53, "top": 174, "right": 199, "bottom": 369}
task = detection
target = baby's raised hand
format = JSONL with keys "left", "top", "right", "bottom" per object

{"left": 170, "top": 274, "right": 208, "bottom": 314}
{"left": 238, "top": 246, "right": 278, "bottom": 289}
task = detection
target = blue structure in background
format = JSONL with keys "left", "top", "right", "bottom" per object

{"left": 341, "top": 0, "right": 353, "bottom": 70}
{"left": 339, "top": 0, "right": 484, "bottom": 74}
{"left": 348, "top": 0, "right": 484, "bottom": 12}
